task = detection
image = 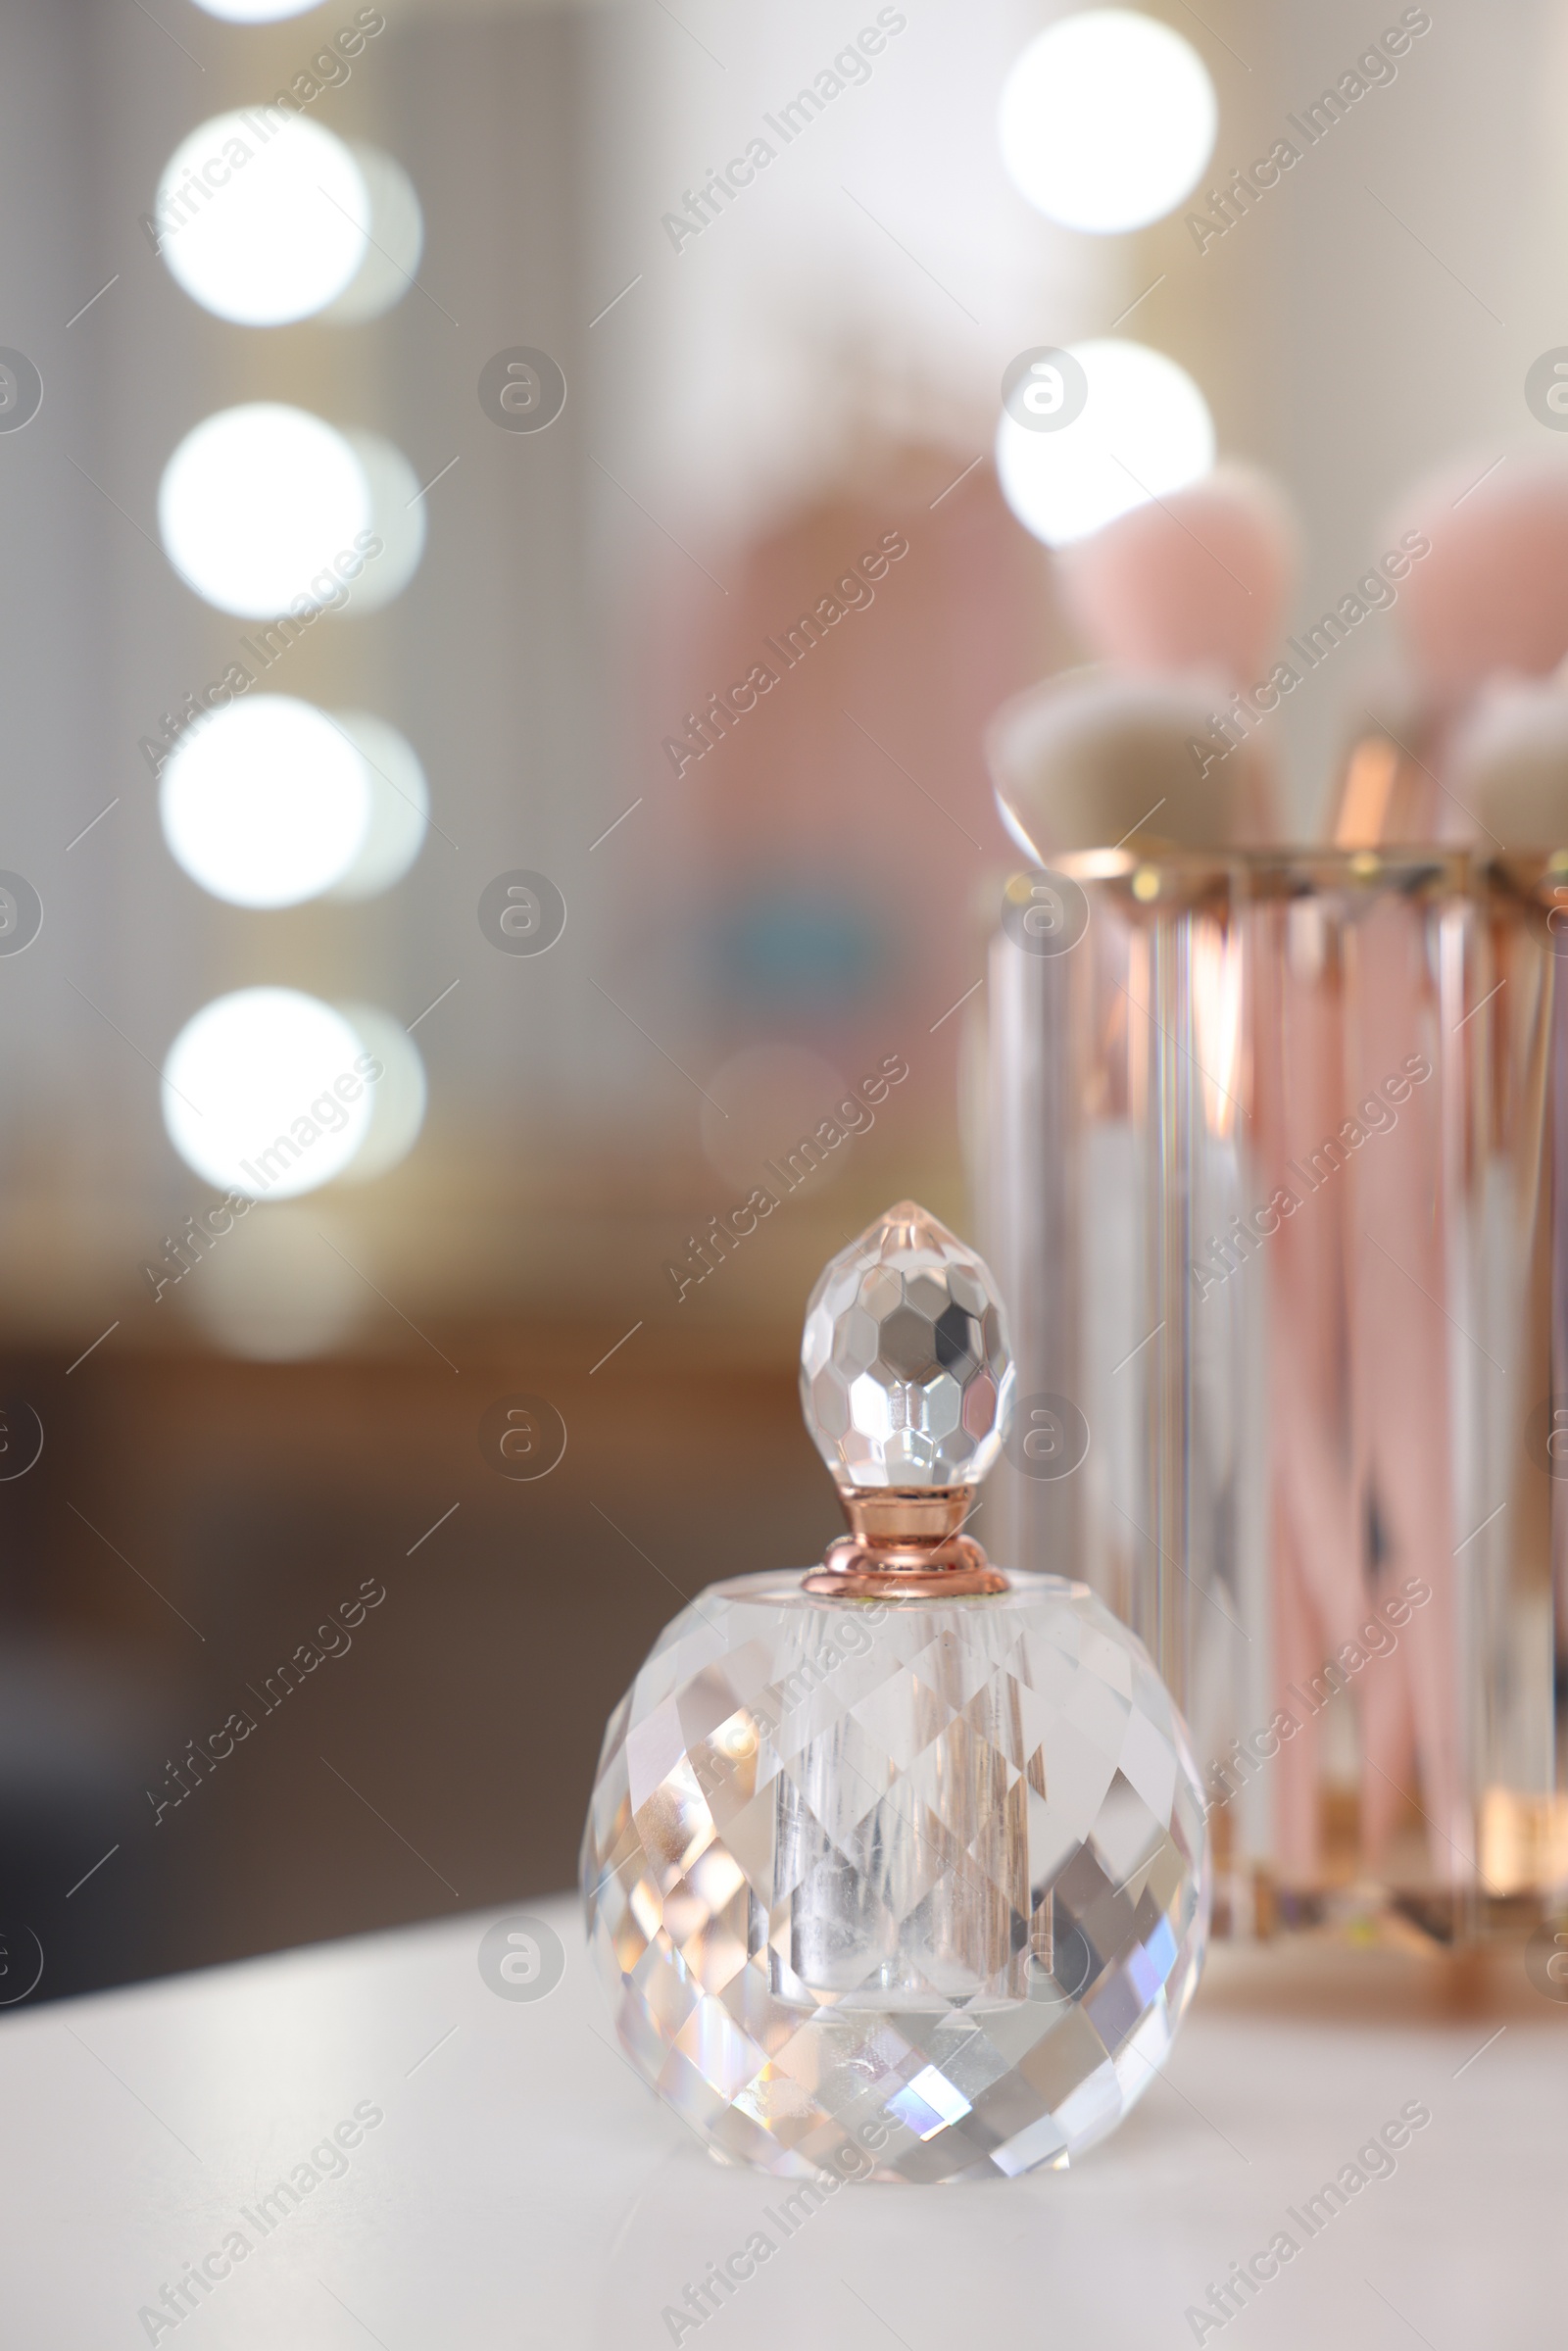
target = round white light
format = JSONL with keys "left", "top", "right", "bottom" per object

{"left": 161, "top": 696, "right": 370, "bottom": 908}
{"left": 155, "top": 111, "right": 368, "bottom": 326}
{"left": 177, "top": 1205, "right": 368, "bottom": 1364}
{"left": 324, "top": 147, "right": 424, "bottom": 323}
{"left": 190, "top": 0, "right": 326, "bottom": 21}
{"left": 326, "top": 714, "right": 428, "bottom": 898}
{"left": 160, "top": 403, "right": 371, "bottom": 618}
{"left": 334, "top": 1004, "right": 426, "bottom": 1180}
{"left": 163, "top": 989, "right": 372, "bottom": 1200}
{"left": 343, "top": 432, "right": 426, "bottom": 612}
{"left": 999, "top": 10, "right": 1217, "bottom": 234}
{"left": 996, "top": 338, "right": 1214, "bottom": 548}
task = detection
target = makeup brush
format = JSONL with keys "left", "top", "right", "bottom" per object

{"left": 1326, "top": 462, "right": 1568, "bottom": 1899}
{"left": 1341, "top": 907, "right": 1458, "bottom": 1881}
{"left": 986, "top": 663, "right": 1267, "bottom": 1738}
{"left": 1049, "top": 461, "right": 1300, "bottom": 846}
{"left": 1449, "top": 674, "right": 1568, "bottom": 846}
{"left": 1249, "top": 897, "right": 1370, "bottom": 1895}
{"left": 985, "top": 665, "right": 1247, "bottom": 1672}
{"left": 1391, "top": 457, "right": 1568, "bottom": 711}
{"left": 1058, "top": 461, "right": 1299, "bottom": 701}
{"left": 1329, "top": 452, "right": 1568, "bottom": 847}
{"left": 1057, "top": 467, "right": 1379, "bottom": 1895}
{"left": 991, "top": 457, "right": 1298, "bottom": 846}
{"left": 1425, "top": 687, "right": 1568, "bottom": 1897}
{"left": 988, "top": 664, "right": 1273, "bottom": 859}
{"left": 991, "top": 468, "right": 1347, "bottom": 1908}
{"left": 984, "top": 471, "right": 1295, "bottom": 1634}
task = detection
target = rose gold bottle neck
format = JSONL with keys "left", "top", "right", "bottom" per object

{"left": 802, "top": 1486, "right": 1007, "bottom": 1597}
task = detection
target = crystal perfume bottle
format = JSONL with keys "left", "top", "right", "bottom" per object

{"left": 581, "top": 1204, "right": 1210, "bottom": 2181}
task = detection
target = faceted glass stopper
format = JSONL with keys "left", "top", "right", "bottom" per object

{"left": 800, "top": 1201, "right": 1013, "bottom": 1491}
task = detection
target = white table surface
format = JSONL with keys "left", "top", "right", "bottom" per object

{"left": 3, "top": 1895, "right": 1564, "bottom": 2347}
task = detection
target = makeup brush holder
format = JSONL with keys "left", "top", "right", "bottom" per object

{"left": 979, "top": 846, "right": 1568, "bottom": 1946}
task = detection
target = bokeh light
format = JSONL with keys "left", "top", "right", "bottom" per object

{"left": 156, "top": 111, "right": 369, "bottom": 325}
{"left": 324, "top": 147, "right": 424, "bottom": 322}
{"left": 161, "top": 696, "right": 370, "bottom": 908}
{"left": 163, "top": 989, "right": 373, "bottom": 1200}
{"left": 334, "top": 1004, "right": 427, "bottom": 1181}
{"left": 326, "top": 714, "right": 429, "bottom": 899}
{"left": 344, "top": 431, "right": 427, "bottom": 611}
{"left": 999, "top": 9, "right": 1217, "bottom": 234}
{"left": 176, "top": 1205, "right": 369, "bottom": 1363}
{"left": 190, "top": 0, "right": 326, "bottom": 20}
{"left": 159, "top": 404, "right": 371, "bottom": 618}
{"left": 996, "top": 338, "right": 1214, "bottom": 547}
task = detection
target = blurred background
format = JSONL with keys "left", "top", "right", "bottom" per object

{"left": 0, "top": 0, "right": 1557, "bottom": 2001}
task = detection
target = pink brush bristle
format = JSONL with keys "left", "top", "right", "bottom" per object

{"left": 1059, "top": 462, "right": 1298, "bottom": 690}
{"left": 1389, "top": 453, "right": 1568, "bottom": 712}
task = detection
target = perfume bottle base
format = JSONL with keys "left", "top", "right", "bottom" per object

{"left": 583, "top": 1568, "right": 1210, "bottom": 2182}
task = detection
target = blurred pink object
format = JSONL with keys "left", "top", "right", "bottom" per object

{"left": 985, "top": 842, "right": 1563, "bottom": 1940}
{"left": 648, "top": 447, "right": 1053, "bottom": 1136}
{"left": 994, "top": 464, "right": 1300, "bottom": 860}
{"left": 1389, "top": 451, "right": 1568, "bottom": 712}
{"left": 1312, "top": 454, "right": 1568, "bottom": 1895}
{"left": 1059, "top": 462, "right": 1299, "bottom": 691}
{"left": 1328, "top": 453, "right": 1568, "bottom": 848}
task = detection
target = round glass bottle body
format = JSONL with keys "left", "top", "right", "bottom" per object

{"left": 582, "top": 1568, "right": 1210, "bottom": 2183}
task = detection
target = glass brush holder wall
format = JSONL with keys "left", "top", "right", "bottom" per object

{"left": 980, "top": 846, "right": 1568, "bottom": 1946}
